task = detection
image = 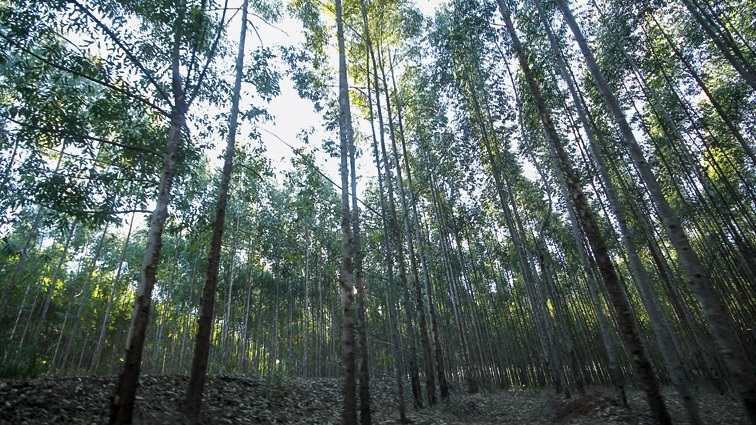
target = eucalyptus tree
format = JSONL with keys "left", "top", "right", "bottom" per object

{"left": 551, "top": 0, "right": 755, "bottom": 418}
{"left": 587, "top": 2, "right": 754, "bottom": 390}
{"left": 678, "top": 0, "right": 756, "bottom": 91}
{"left": 401, "top": 67, "right": 451, "bottom": 401}
{"left": 336, "top": 0, "right": 359, "bottom": 421}
{"left": 182, "top": 0, "right": 254, "bottom": 420}
{"left": 433, "top": 0, "right": 577, "bottom": 395}
{"left": 48, "top": 0, "right": 236, "bottom": 422}
{"left": 528, "top": 0, "right": 701, "bottom": 418}
{"left": 0, "top": 2, "right": 184, "bottom": 384}
{"left": 0, "top": 25, "right": 162, "bottom": 324}
{"left": 494, "top": 1, "right": 671, "bottom": 422}
{"left": 388, "top": 59, "right": 438, "bottom": 406}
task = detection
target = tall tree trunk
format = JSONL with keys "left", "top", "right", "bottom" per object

{"left": 412, "top": 203, "right": 449, "bottom": 401}
{"left": 495, "top": 2, "right": 671, "bottom": 423}
{"left": 464, "top": 75, "right": 563, "bottom": 395}
{"left": 336, "top": 0, "right": 357, "bottom": 422}
{"left": 378, "top": 46, "right": 423, "bottom": 409}
{"left": 110, "top": 2, "right": 189, "bottom": 422}
{"left": 220, "top": 215, "right": 240, "bottom": 372}
{"left": 502, "top": 52, "right": 627, "bottom": 403}
{"left": 240, "top": 250, "right": 254, "bottom": 373}
{"left": 389, "top": 54, "right": 437, "bottom": 406}
{"left": 349, "top": 31, "right": 371, "bottom": 423}
{"left": 554, "top": 1, "right": 756, "bottom": 419}
{"left": 362, "top": 8, "right": 408, "bottom": 419}
{"left": 184, "top": 0, "right": 247, "bottom": 418}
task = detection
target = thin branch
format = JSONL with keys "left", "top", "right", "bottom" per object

{"left": 248, "top": 19, "right": 264, "bottom": 47}
{"left": 68, "top": 0, "right": 172, "bottom": 105}
{"left": 3, "top": 115, "right": 162, "bottom": 157}
{"left": 258, "top": 126, "right": 382, "bottom": 217}
{"left": 0, "top": 32, "right": 170, "bottom": 117}
{"left": 249, "top": 12, "right": 290, "bottom": 38}
{"left": 186, "top": 0, "right": 231, "bottom": 108}
{"left": 36, "top": 203, "right": 152, "bottom": 216}
{"left": 35, "top": 146, "right": 158, "bottom": 178}
{"left": 184, "top": 0, "right": 210, "bottom": 89}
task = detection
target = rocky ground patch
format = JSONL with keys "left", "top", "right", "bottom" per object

{"left": 0, "top": 375, "right": 747, "bottom": 424}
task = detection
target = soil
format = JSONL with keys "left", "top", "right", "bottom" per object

{"left": 0, "top": 375, "right": 747, "bottom": 424}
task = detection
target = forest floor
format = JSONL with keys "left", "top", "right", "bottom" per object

{"left": 0, "top": 374, "right": 747, "bottom": 424}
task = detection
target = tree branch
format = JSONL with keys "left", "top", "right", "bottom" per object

{"left": 258, "top": 126, "right": 382, "bottom": 217}
{"left": 68, "top": 0, "right": 172, "bottom": 105}
{"left": 186, "top": 0, "right": 230, "bottom": 108}
{"left": 3, "top": 115, "right": 163, "bottom": 157}
{"left": 0, "top": 32, "right": 170, "bottom": 118}
{"left": 36, "top": 203, "right": 152, "bottom": 216}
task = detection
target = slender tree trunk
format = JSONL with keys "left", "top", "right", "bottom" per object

{"left": 220, "top": 215, "right": 241, "bottom": 372}
{"left": 184, "top": 1, "right": 247, "bottom": 421}
{"left": 179, "top": 253, "right": 200, "bottom": 372}
{"left": 336, "top": 0, "right": 357, "bottom": 422}
{"left": 465, "top": 75, "right": 563, "bottom": 395}
{"left": 679, "top": 0, "right": 756, "bottom": 91}
{"left": 495, "top": 2, "right": 671, "bottom": 423}
{"left": 361, "top": 8, "right": 408, "bottom": 418}
{"left": 90, "top": 213, "right": 135, "bottom": 374}
{"left": 554, "top": 1, "right": 756, "bottom": 419}
{"left": 646, "top": 14, "right": 755, "bottom": 164}
{"left": 110, "top": 3, "right": 188, "bottom": 422}
{"left": 428, "top": 171, "right": 477, "bottom": 394}
{"left": 61, "top": 222, "right": 110, "bottom": 373}
{"left": 413, "top": 205, "right": 449, "bottom": 401}
{"left": 33, "top": 222, "right": 76, "bottom": 348}
{"left": 349, "top": 39, "right": 371, "bottom": 424}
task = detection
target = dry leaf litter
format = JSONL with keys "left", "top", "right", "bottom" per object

{"left": 0, "top": 375, "right": 747, "bottom": 424}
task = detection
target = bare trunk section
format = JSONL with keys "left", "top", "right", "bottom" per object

{"left": 336, "top": 0, "right": 357, "bottom": 422}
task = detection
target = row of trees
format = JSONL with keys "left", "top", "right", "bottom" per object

{"left": 1, "top": 0, "right": 754, "bottom": 424}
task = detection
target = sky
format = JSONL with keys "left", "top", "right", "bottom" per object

{"left": 237, "top": 0, "right": 442, "bottom": 189}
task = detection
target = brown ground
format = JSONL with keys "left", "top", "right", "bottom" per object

{"left": 0, "top": 375, "right": 747, "bottom": 424}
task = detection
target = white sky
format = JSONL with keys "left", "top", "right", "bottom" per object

{"left": 236, "top": 0, "right": 442, "bottom": 190}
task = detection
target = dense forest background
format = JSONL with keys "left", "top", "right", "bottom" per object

{"left": 0, "top": 0, "right": 754, "bottom": 424}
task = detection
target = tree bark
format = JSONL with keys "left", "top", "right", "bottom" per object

{"left": 336, "top": 0, "right": 357, "bottom": 422}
